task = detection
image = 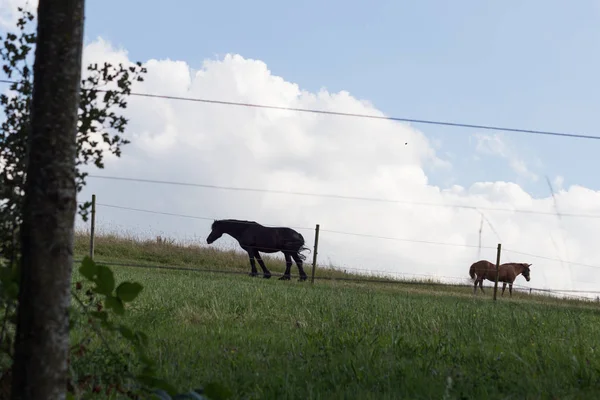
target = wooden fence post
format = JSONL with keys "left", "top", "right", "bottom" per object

{"left": 89, "top": 194, "right": 96, "bottom": 259}
{"left": 493, "top": 243, "right": 502, "bottom": 301}
{"left": 310, "top": 224, "right": 320, "bottom": 284}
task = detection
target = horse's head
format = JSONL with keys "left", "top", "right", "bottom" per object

{"left": 206, "top": 220, "right": 224, "bottom": 244}
{"left": 521, "top": 263, "right": 532, "bottom": 281}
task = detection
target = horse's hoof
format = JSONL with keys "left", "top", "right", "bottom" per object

{"left": 279, "top": 275, "right": 291, "bottom": 281}
{"left": 298, "top": 276, "right": 308, "bottom": 282}
{"left": 263, "top": 274, "right": 272, "bottom": 279}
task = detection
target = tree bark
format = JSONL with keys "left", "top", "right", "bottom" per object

{"left": 10, "top": 1, "right": 85, "bottom": 399}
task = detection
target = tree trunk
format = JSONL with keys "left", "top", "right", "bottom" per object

{"left": 10, "top": 1, "right": 85, "bottom": 399}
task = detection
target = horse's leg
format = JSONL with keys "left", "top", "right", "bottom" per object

{"left": 247, "top": 250, "right": 258, "bottom": 277}
{"left": 473, "top": 277, "right": 478, "bottom": 295}
{"left": 279, "top": 253, "right": 292, "bottom": 281}
{"left": 509, "top": 283, "right": 513, "bottom": 297}
{"left": 253, "top": 250, "right": 271, "bottom": 279}
{"left": 291, "top": 253, "right": 308, "bottom": 282}
{"left": 478, "top": 278, "right": 485, "bottom": 294}
{"left": 501, "top": 282, "right": 507, "bottom": 296}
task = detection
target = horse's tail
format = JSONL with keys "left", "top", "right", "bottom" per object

{"left": 286, "top": 230, "right": 311, "bottom": 261}
{"left": 298, "top": 245, "right": 311, "bottom": 261}
{"left": 469, "top": 262, "right": 477, "bottom": 280}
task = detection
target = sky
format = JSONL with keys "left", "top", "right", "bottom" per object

{"left": 2, "top": 0, "right": 600, "bottom": 298}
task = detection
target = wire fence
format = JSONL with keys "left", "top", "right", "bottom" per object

{"left": 2, "top": 78, "right": 600, "bottom": 141}
{"left": 4, "top": 77, "right": 595, "bottom": 302}
{"left": 70, "top": 256, "right": 600, "bottom": 304}
{"left": 87, "top": 175, "right": 600, "bottom": 220}
{"left": 77, "top": 195, "right": 600, "bottom": 304}
{"left": 3, "top": 78, "right": 599, "bottom": 302}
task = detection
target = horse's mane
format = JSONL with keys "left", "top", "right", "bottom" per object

{"left": 501, "top": 262, "right": 530, "bottom": 267}
{"left": 212, "top": 219, "right": 259, "bottom": 230}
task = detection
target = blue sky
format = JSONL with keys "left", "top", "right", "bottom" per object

{"left": 9, "top": 0, "right": 600, "bottom": 195}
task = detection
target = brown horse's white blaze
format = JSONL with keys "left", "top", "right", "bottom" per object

{"left": 468, "top": 260, "right": 532, "bottom": 297}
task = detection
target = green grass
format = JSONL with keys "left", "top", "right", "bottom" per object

{"left": 71, "top": 231, "right": 600, "bottom": 399}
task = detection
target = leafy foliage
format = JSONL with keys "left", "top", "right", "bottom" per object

{"left": 1, "top": 253, "right": 229, "bottom": 398}
{"left": 69, "top": 257, "right": 231, "bottom": 399}
{"left": 70, "top": 256, "right": 177, "bottom": 398}
{"left": 0, "top": 7, "right": 231, "bottom": 400}
{"left": 0, "top": 6, "right": 147, "bottom": 259}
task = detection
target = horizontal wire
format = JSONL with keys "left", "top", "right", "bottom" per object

{"left": 321, "top": 228, "right": 496, "bottom": 250}
{"left": 88, "top": 202, "right": 314, "bottom": 231}
{"left": 67, "top": 258, "right": 458, "bottom": 285}
{"left": 508, "top": 281, "right": 597, "bottom": 295}
{"left": 89, "top": 202, "right": 496, "bottom": 251}
{"left": 332, "top": 265, "right": 470, "bottom": 281}
{"left": 88, "top": 203, "right": 315, "bottom": 254}
{"left": 2, "top": 78, "right": 599, "bottom": 140}
{"left": 81, "top": 224, "right": 596, "bottom": 289}
{"left": 86, "top": 174, "right": 600, "bottom": 220}
{"left": 84, "top": 221, "right": 585, "bottom": 287}
{"left": 86, "top": 201, "right": 600, "bottom": 271}
{"left": 341, "top": 264, "right": 596, "bottom": 289}
{"left": 70, "top": 258, "right": 600, "bottom": 297}
{"left": 502, "top": 248, "right": 600, "bottom": 271}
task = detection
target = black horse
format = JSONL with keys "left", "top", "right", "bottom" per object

{"left": 206, "top": 219, "right": 311, "bottom": 281}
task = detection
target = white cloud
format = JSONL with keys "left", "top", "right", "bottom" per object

{"left": 472, "top": 132, "right": 539, "bottom": 182}
{"left": 67, "top": 39, "right": 600, "bottom": 299}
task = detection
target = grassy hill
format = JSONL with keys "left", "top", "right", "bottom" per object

{"left": 68, "top": 231, "right": 600, "bottom": 399}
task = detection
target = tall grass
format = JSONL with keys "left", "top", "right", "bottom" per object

{"left": 68, "top": 232, "right": 600, "bottom": 399}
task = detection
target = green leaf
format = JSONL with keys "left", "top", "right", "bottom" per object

{"left": 116, "top": 281, "right": 143, "bottom": 302}
{"left": 105, "top": 295, "right": 124, "bottom": 315}
{"left": 204, "top": 383, "right": 232, "bottom": 400}
{"left": 79, "top": 257, "right": 97, "bottom": 280}
{"left": 93, "top": 264, "right": 115, "bottom": 295}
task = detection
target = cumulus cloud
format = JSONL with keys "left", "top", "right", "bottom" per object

{"left": 63, "top": 39, "right": 600, "bottom": 299}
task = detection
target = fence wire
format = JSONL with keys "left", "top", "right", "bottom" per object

{"left": 78, "top": 198, "right": 600, "bottom": 302}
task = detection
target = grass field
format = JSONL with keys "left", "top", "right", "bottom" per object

{"left": 71, "top": 232, "right": 600, "bottom": 399}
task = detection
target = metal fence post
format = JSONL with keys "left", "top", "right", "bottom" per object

{"left": 89, "top": 194, "right": 96, "bottom": 259}
{"left": 493, "top": 243, "right": 502, "bottom": 301}
{"left": 310, "top": 224, "right": 320, "bottom": 284}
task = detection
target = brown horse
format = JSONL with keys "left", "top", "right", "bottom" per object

{"left": 468, "top": 260, "right": 532, "bottom": 297}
